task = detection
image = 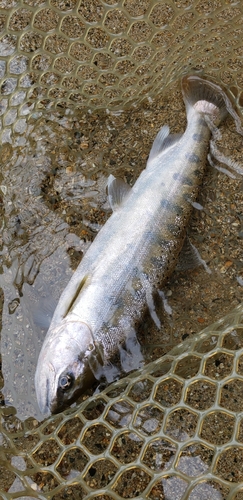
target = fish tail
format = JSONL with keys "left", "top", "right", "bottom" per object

{"left": 181, "top": 75, "right": 228, "bottom": 124}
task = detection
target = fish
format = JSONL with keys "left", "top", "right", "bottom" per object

{"left": 35, "top": 75, "right": 227, "bottom": 414}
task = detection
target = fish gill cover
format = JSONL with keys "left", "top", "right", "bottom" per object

{"left": 0, "top": 0, "right": 243, "bottom": 499}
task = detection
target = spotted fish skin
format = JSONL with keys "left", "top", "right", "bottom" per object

{"left": 35, "top": 76, "right": 227, "bottom": 414}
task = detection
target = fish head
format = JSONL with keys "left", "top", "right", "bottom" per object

{"left": 35, "top": 320, "right": 103, "bottom": 414}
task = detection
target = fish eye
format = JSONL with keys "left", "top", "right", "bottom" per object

{"left": 59, "top": 373, "right": 73, "bottom": 391}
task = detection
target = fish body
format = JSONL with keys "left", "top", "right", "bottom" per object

{"left": 35, "top": 76, "right": 227, "bottom": 414}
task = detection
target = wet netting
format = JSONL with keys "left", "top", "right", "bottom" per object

{"left": 1, "top": 306, "right": 243, "bottom": 499}
{"left": 1, "top": 0, "right": 243, "bottom": 134}
{"left": 1, "top": 1, "right": 243, "bottom": 499}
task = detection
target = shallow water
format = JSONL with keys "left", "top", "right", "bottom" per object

{"left": 0, "top": 81, "right": 242, "bottom": 422}
{"left": 0, "top": 81, "right": 243, "bottom": 499}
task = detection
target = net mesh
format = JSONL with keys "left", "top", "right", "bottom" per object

{"left": 1, "top": 305, "right": 243, "bottom": 499}
{"left": 1, "top": 1, "right": 243, "bottom": 499}
{"left": 1, "top": 0, "right": 243, "bottom": 142}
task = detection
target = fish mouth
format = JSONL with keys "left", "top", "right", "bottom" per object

{"left": 50, "top": 399, "right": 70, "bottom": 414}
{"left": 35, "top": 322, "right": 104, "bottom": 414}
{"left": 37, "top": 374, "right": 54, "bottom": 415}
{"left": 35, "top": 361, "right": 55, "bottom": 415}
{"left": 45, "top": 378, "right": 51, "bottom": 414}
{"left": 50, "top": 382, "right": 86, "bottom": 414}
{"left": 50, "top": 358, "right": 99, "bottom": 414}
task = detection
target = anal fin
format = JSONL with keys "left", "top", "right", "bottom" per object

{"left": 176, "top": 236, "right": 211, "bottom": 274}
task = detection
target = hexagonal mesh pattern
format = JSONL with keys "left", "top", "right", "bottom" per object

{"left": 1, "top": 0, "right": 243, "bottom": 143}
{"left": 1, "top": 2, "right": 243, "bottom": 499}
{"left": 1, "top": 304, "right": 243, "bottom": 499}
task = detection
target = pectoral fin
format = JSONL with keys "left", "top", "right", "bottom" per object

{"left": 50, "top": 274, "right": 89, "bottom": 328}
{"left": 64, "top": 275, "right": 88, "bottom": 316}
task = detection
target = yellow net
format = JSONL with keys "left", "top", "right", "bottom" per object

{"left": 1, "top": 305, "right": 243, "bottom": 499}
{"left": 1, "top": 1, "right": 243, "bottom": 499}
{"left": 1, "top": 0, "right": 243, "bottom": 135}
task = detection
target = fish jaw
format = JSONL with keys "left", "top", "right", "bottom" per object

{"left": 35, "top": 321, "right": 102, "bottom": 414}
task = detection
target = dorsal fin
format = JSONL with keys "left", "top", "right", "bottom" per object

{"left": 147, "top": 125, "right": 182, "bottom": 167}
{"left": 107, "top": 174, "right": 132, "bottom": 211}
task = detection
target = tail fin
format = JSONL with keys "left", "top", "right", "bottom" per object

{"left": 181, "top": 75, "right": 228, "bottom": 124}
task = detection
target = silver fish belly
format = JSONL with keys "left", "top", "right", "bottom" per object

{"left": 35, "top": 75, "right": 227, "bottom": 414}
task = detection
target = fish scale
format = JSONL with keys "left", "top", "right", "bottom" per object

{"left": 35, "top": 75, "right": 228, "bottom": 414}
